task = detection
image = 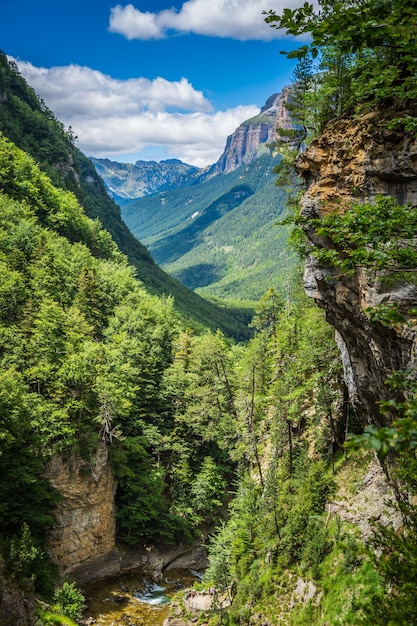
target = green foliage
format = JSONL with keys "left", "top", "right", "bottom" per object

{"left": 190, "top": 456, "right": 227, "bottom": 520}
{"left": 201, "top": 290, "right": 346, "bottom": 624}
{"left": 250, "top": 287, "right": 284, "bottom": 336}
{"left": 37, "top": 613, "right": 78, "bottom": 626}
{"left": 297, "top": 195, "right": 417, "bottom": 278}
{"left": 114, "top": 437, "right": 191, "bottom": 545}
{"left": 51, "top": 582, "right": 85, "bottom": 622}
{"left": 265, "top": 0, "right": 417, "bottom": 118}
{"left": 5, "top": 523, "right": 39, "bottom": 580}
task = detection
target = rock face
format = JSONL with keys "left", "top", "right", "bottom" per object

{"left": 70, "top": 539, "right": 208, "bottom": 587}
{"left": 330, "top": 455, "right": 403, "bottom": 540}
{"left": 213, "top": 87, "right": 293, "bottom": 174}
{"left": 90, "top": 157, "right": 199, "bottom": 201}
{"left": 43, "top": 442, "right": 117, "bottom": 579}
{"left": 297, "top": 112, "right": 417, "bottom": 427}
{"left": 0, "top": 570, "right": 36, "bottom": 626}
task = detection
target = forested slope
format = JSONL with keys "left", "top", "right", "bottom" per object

{"left": 0, "top": 53, "right": 252, "bottom": 340}
{"left": 121, "top": 139, "right": 296, "bottom": 303}
{"left": 0, "top": 133, "right": 240, "bottom": 601}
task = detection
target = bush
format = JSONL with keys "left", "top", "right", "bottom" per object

{"left": 52, "top": 582, "right": 85, "bottom": 621}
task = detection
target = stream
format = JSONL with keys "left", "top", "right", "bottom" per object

{"left": 82, "top": 568, "right": 200, "bottom": 625}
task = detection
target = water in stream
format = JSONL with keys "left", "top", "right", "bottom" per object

{"left": 83, "top": 568, "right": 199, "bottom": 625}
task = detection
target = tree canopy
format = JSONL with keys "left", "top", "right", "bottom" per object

{"left": 265, "top": 0, "right": 417, "bottom": 132}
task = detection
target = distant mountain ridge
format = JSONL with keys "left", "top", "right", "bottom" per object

{"left": 91, "top": 87, "right": 293, "bottom": 201}
{"left": 100, "top": 88, "right": 296, "bottom": 303}
{"left": 90, "top": 157, "right": 200, "bottom": 204}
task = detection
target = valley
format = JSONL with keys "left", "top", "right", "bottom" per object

{"left": 1, "top": 1, "right": 417, "bottom": 624}
{"left": 93, "top": 92, "right": 297, "bottom": 303}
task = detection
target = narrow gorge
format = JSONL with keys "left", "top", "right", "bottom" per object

{"left": 1, "top": 1, "right": 417, "bottom": 624}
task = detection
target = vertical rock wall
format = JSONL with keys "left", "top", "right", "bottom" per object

{"left": 43, "top": 442, "right": 117, "bottom": 578}
{"left": 296, "top": 112, "right": 417, "bottom": 426}
{"left": 213, "top": 87, "right": 293, "bottom": 174}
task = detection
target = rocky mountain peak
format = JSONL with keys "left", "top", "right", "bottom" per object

{"left": 90, "top": 156, "right": 199, "bottom": 201}
{"left": 212, "top": 86, "right": 293, "bottom": 175}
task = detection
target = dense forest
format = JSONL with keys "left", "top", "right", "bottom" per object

{"left": 1, "top": 0, "right": 417, "bottom": 624}
{"left": 0, "top": 52, "right": 254, "bottom": 341}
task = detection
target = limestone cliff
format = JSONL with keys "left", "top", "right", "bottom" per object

{"left": 43, "top": 443, "right": 117, "bottom": 579}
{"left": 213, "top": 87, "right": 293, "bottom": 174}
{"left": 297, "top": 112, "right": 417, "bottom": 428}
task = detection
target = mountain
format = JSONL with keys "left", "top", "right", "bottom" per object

{"left": 99, "top": 89, "right": 296, "bottom": 302}
{"left": 90, "top": 157, "right": 200, "bottom": 205}
{"left": 211, "top": 86, "right": 292, "bottom": 174}
{"left": 0, "top": 53, "right": 252, "bottom": 340}
{"left": 92, "top": 88, "right": 292, "bottom": 196}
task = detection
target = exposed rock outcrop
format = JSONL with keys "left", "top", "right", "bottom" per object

{"left": 73, "top": 539, "right": 208, "bottom": 587}
{"left": 43, "top": 442, "right": 117, "bottom": 579}
{"left": 330, "top": 455, "right": 403, "bottom": 540}
{"left": 213, "top": 87, "right": 293, "bottom": 174}
{"left": 297, "top": 112, "right": 417, "bottom": 427}
{"left": 0, "top": 569, "right": 36, "bottom": 626}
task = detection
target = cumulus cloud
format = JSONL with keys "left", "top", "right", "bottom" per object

{"left": 78, "top": 107, "right": 259, "bottom": 166}
{"left": 15, "top": 60, "right": 212, "bottom": 117}
{"left": 12, "top": 57, "right": 259, "bottom": 167}
{"left": 109, "top": 0, "right": 314, "bottom": 41}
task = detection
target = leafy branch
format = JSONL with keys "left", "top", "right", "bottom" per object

{"left": 297, "top": 195, "right": 417, "bottom": 278}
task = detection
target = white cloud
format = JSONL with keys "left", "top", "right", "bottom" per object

{"left": 77, "top": 107, "right": 259, "bottom": 166}
{"left": 14, "top": 60, "right": 212, "bottom": 117}
{"left": 11, "top": 57, "right": 259, "bottom": 167}
{"left": 109, "top": 4, "right": 164, "bottom": 40}
{"left": 109, "top": 0, "right": 314, "bottom": 42}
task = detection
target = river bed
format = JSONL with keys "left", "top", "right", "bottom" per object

{"left": 82, "top": 568, "right": 199, "bottom": 625}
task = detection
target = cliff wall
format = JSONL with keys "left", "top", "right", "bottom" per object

{"left": 43, "top": 442, "right": 117, "bottom": 579}
{"left": 213, "top": 87, "right": 293, "bottom": 174}
{"left": 297, "top": 112, "right": 417, "bottom": 427}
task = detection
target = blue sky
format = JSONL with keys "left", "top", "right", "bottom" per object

{"left": 0, "top": 0, "right": 305, "bottom": 166}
